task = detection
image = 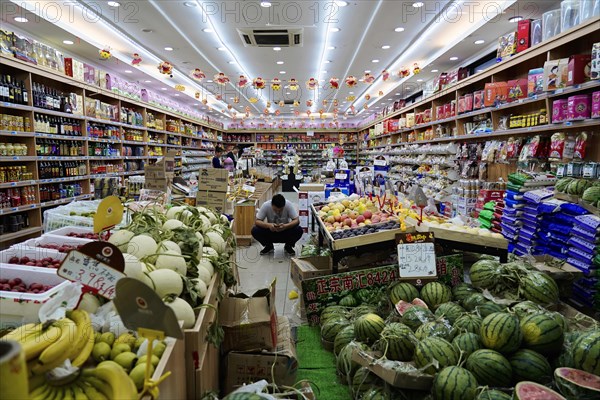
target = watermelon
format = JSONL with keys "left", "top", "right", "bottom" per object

{"left": 377, "top": 322, "right": 417, "bottom": 361}
{"left": 352, "top": 367, "right": 378, "bottom": 396}
{"left": 469, "top": 259, "right": 501, "bottom": 289}
{"left": 462, "top": 293, "right": 488, "bottom": 311}
{"left": 567, "top": 179, "right": 592, "bottom": 195}
{"left": 519, "top": 272, "right": 560, "bottom": 305}
{"left": 454, "top": 314, "right": 483, "bottom": 334}
{"left": 361, "top": 387, "right": 391, "bottom": 400}
{"left": 350, "top": 305, "right": 378, "bottom": 319}
{"left": 412, "top": 298, "right": 429, "bottom": 309}
{"left": 320, "top": 306, "right": 348, "bottom": 325}
{"left": 520, "top": 313, "right": 564, "bottom": 354}
{"left": 509, "top": 349, "right": 552, "bottom": 384}
{"left": 452, "top": 283, "right": 479, "bottom": 302}
{"left": 435, "top": 302, "right": 466, "bottom": 324}
{"left": 582, "top": 186, "right": 600, "bottom": 203}
{"left": 476, "top": 389, "right": 511, "bottom": 400}
{"left": 354, "top": 313, "right": 386, "bottom": 344}
{"left": 432, "top": 366, "right": 478, "bottom": 400}
{"left": 511, "top": 301, "right": 543, "bottom": 319}
{"left": 390, "top": 282, "right": 420, "bottom": 304}
{"left": 336, "top": 341, "right": 369, "bottom": 381}
{"left": 402, "top": 306, "right": 435, "bottom": 331}
{"left": 555, "top": 177, "right": 574, "bottom": 193}
{"left": 572, "top": 331, "right": 600, "bottom": 375}
{"left": 452, "top": 332, "right": 483, "bottom": 359}
{"left": 339, "top": 294, "right": 358, "bottom": 307}
{"left": 546, "top": 311, "right": 568, "bottom": 334}
{"left": 414, "top": 337, "right": 459, "bottom": 375}
{"left": 415, "top": 320, "right": 455, "bottom": 341}
{"left": 223, "top": 393, "right": 268, "bottom": 400}
{"left": 514, "top": 381, "right": 566, "bottom": 400}
{"left": 465, "top": 349, "right": 513, "bottom": 388}
{"left": 554, "top": 367, "right": 600, "bottom": 400}
{"left": 476, "top": 302, "right": 504, "bottom": 318}
{"left": 321, "top": 319, "right": 351, "bottom": 342}
{"left": 480, "top": 312, "right": 522, "bottom": 354}
{"left": 334, "top": 325, "right": 355, "bottom": 356}
{"left": 420, "top": 282, "right": 452, "bottom": 310}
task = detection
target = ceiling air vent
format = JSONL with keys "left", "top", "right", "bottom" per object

{"left": 237, "top": 28, "right": 303, "bottom": 48}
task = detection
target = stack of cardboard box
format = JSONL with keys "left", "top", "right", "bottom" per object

{"left": 197, "top": 169, "right": 229, "bottom": 213}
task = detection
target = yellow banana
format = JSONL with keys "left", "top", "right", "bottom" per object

{"left": 49, "top": 385, "right": 64, "bottom": 400}
{"left": 76, "top": 380, "right": 107, "bottom": 400}
{"left": 71, "top": 316, "right": 95, "bottom": 368}
{"left": 28, "top": 372, "right": 47, "bottom": 392}
{"left": 62, "top": 384, "right": 75, "bottom": 400}
{"left": 29, "top": 382, "right": 51, "bottom": 400}
{"left": 72, "top": 383, "right": 89, "bottom": 400}
{"left": 21, "top": 325, "right": 61, "bottom": 361}
{"left": 36, "top": 318, "right": 77, "bottom": 367}
{"left": 1, "top": 322, "right": 41, "bottom": 342}
{"left": 67, "top": 310, "right": 90, "bottom": 361}
{"left": 81, "top": 375, "right": 113, "bottom": 399}
{"left": 93, "top": 361, "right": 138, "bottom": 399}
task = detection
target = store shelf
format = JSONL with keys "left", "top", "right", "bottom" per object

{"left": 123, "top": 170, "right": 145, "bottom": 176}
{"left": 0, "top": 130, "right": 35, "bottom": 137}
{"left": 0, "top": 203, "right": 40, "bottom": 215}
{"left": 0, "top": 180, "right": 37, "bottom": 189}
{"left": 85, "top": 116, "right": 123, "bottom": 126}
{"left": 88, "top": 137, "right": 118, "bottom": 143}
{"left": 0, "top": 226, "right": 43, "bottom": 243}
{"left": 122, "top": 140, "right": 146, "bottom": 145}
{"left": 40, "top": 194, "right": 93, "bottom": 208}
{"left": 0, "top": 102, "right": 33, "bottom": 111}
{"left": 33, "top": 107, "right": 85, "bottom": 120}
{"left": 0, "top": 156, "right": 37, "bottom": 162}
{"left": 38, "top": 176, "right": 88, "bottom": 184}
{"left": 34, "top": 132, "right": 85, "bottom": 140}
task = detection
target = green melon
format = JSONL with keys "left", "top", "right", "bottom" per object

{"left": 514, "top": 381, "right": 566, "bottom": 400}
{"left": 377, "top": 322, "right": 417, "bottom": 361}
{"left": 572, "top": 331, "right": 600, "bottom": 375}
{"left": 511, "top": 301, "right": 543, "bottom": 319}
{"left": 475, "top": 389, "right": 511, "bottom": 400}
{"left": 420, "top": 282, "right": 452, "bottom": 310}
{"left": 519, "top": 271, "right": 560, "bottom": 305}
{"left": 354, "top": 313, "right": 385, "bottom": 344}
{"left": 509, "top": 349, "right": 552, "bottom": 384}
{"left": 350, "top": 305, "right": 378, "bottom": 319}
{"left": 390, "top": 282, "right": 420, "bottom": 304}
{"left": 462, "top": 293, "right": 488, "bottom": 311}
{"left": 414, "top": 337, "right": 459, "bottom": 375}
{"left": 339, "top": 294, "right": 358, "bottom": 307}
{"left": 320, "top": 306, "right": 348, "bottom": 325}
{"left": 582, "top": 186, "right": 600, "bottom": 203}
{"left": 452, "top": 283, "right": 479, "bottom": 302}
{"left": 336, "top": 341, "right": 369, "bottom": 382}
{"left": 435, "top": 302, "right": 466, "bottom": 324}
{"left": 361, "top": 387, "right": 391, "bottom": 400}
{"left": 402, "top": 306, "right": 435, "bottom": 331}
{"left": 415, "top": 320, "right": 455, "bottom": 341}
{"left": 475, "top": 302, "right": 504, "bottom": 318}
{"left": 555, "top": 177, "right": 574, "bottom": 193}
{"left": 432, "top": 366, "right": 478, "bottom": 400}
{"left": 554, "top": 367, "right": 600, "bottom": 400}
{"left": 351, "top": 367, "right": 379, "bottom": 396}
{"left": 520, "top": 313, "right": 564, "bottom": 354}
{"left": 567, "top": 179, "right": 592, "bottom": 195}
{"left": 469, "top": 259, "right": 501, "bottom": 289}
{"left": 465, "top": 349, "right": 513, "bottom": 388}
{"left": 480, "top": 312, "right": 522, "bottom": 354}
{"left": 452, "top": 332, "right": 483, "bottom": 360}
{"left": 334, "top": 325, "right": 355, "bottom": 356}
{"left": 321, "top": 318, "right": 351, "bottom": 343}
{"left": 454, "top": 314, "right": 483, "bottom": 334}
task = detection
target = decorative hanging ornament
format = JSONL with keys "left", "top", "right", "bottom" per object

{"left": 350, "top": 105, "right": 356, "bottom": 113}
{"left": 306, "top": 110, "right": 312, "bottom": 116}
{"left": 293, "top": 100, "right": 300, "bottom": 107}
{"left": 306, "top": 77, "right": 318, "bottom": 90}
{"left": 252, "top": 77, "right": 266, "bottom": 89}
{"left": 278, "top": 100, "right": 285, "bottom": 107}
{"left": 378, "top": 90, "right": 384, "bottom": 97}
{"left": 275, "top": 109, "right": 281, "bottom": 116}
{"left": 294, "top": 110, "right": 300, "bottom": 116}
{"left": 227, "top": 104, "right": 233, "bottom": 110}
{"left": 288, "top": 78, "right": 300, "bottom": 91}
{"left": 233, "top": 96, "right": 240, "bottom": 104}
{"left": 99, "top": 46, "right": 112, "bottom": 60}
{"left": 214, "top": 72, "right": 230, "bottom": 85}
{"left": 263, "top": 108, "right": 270, "bottom": 115}
{"left": 333, "top": 108, "right": 339, "bottom": 114}
{"left": 266, "top": 101, "right": 271, "bottom": 108}
{"left": 398, "top": 66, "right": 410, "bottom": 78}
{"left": 363, "top": 72, "right": 375, "bottom": 84}
{"left": 365, "top": 94, "right": 371, "bottom": 100}
{"left": 195, "top": 92, "right": 200, "bottom": 99}
{"left": 175, "top": 84, "right": 186, "bottom": 92}
{"left": 131, "top": 53, "right": 142, "bottom": 66}
{"left": 216, "top": 94, "right": 222, "bottom": 100}
{"left": 237, "top": 75, "right": 248, "bottom": 88}
{"left": 364, "top": 104, "right": 369, "bottom": 110}
{"left": 413, "top": 63, "right": 421, "bottom": 74}
{"left": 329, "top": 77, "right": 340, "bottom": 89}
{"left": 271, "top": 78, "right": 282, "bottom": 91}
{"left": 202, "top": 99, "right": 208, "bottom": 105}
{"left": 345, "top": 75, "right": 358, "bottom": 87}
{"left": 158, "top": 61, "right": 174, "bottom": 77}
{"left": 322, "top": 99, "right": 328, "bottom": 106}
{"left": 190, "top": 68, "right": 206, "bottom": 81}
{"left": 346, "top": 95, "right": 356, "bottom": 101}
{"left": 249, "top": 97, "right": 258, "bottom": 103}
{"left": 382, "top": 69, "right": 390, "bottom": 81}
{"left": 333, "top": 99, "right": 339, "bottom": 107}
{"left": 306, "top": 100, "right": 313, "bottom": 107}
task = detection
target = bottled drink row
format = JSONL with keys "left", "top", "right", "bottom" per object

{"left": 31, "top": 82, "right": 73, "bottom": 112}
{"left": 0, "top": 114, "right": 31, "bottom": 132}
{"left": 33, "top": 114, "right": 83, "bottom": 136}
{"left": 0, "top": 212, "right": 30, "bottom": 234}
{"left": 39, "top": 162, "right": 87, "bottom": 179}
{"left": 39, "top": 183, "right": 83, "bottom": 202}
{"left": 0, "top": 166, "right": 34, "bottom": 183}
{"left": 88, "top": 123, "right": 120, "bottom": 140}
{"left": 89, "top": 143, "right": 119, "bottom": 157}
{"left": 36, "top": 139, "right": 84, "bottom": 156}
{"left": 90, "top": 162, "right": 122, "bottom": 175}
{"left": 0, "top": 187, "right": 36, "bottom": 209}
{"left": 121, "top": 108, "right": 144, "bottom": 126}
{"left": 0, "top": 74, "right": 28, "bottom": 105}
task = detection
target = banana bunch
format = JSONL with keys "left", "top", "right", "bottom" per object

{"left": 29, "top": 361, "right": 138, "bottom": 400}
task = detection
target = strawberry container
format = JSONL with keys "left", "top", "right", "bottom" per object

{"left": 0, "top": 247, "right": 65, "bottom": 272}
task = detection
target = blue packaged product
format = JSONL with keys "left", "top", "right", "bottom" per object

{"left": 571, "top": 225, "right": 600, "bottom": 243}
{"left": 575, "top": 214, "right": 600, "bottom": 232}
{"left": 549, "top": 222, "right": 574, "bottom": 234}
{"left": 568, "top": 236, "right": 598, "bottom": 254}
{"left": 567, "top": 257, "right": 596, "bottom": 275}
{"left": 560, "top": 203, "right": 591, "bottom": 216}
{"left": 523, "top": 189, "right": 554, "bottom": 204}
{"left": 504, "top": 198, "right": 525, "bottom": 208}
{"left": 519, "top": 228, "right": 537, "bottom": 239}
{"left": 568, "top": 247, "right": 595, "bottom": 264}
{"left": 537, "top": 198, "right": 566, "bottom": 214}
{"left": 523, "top": 205, "right": 538, "bottom": 214}
{"left": 548, "top": 249, "right": 567, "bottom": 260}
{"left": 551, "top": 213, "right": 578, "bottom": 225}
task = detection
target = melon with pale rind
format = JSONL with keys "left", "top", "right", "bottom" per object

{"left": 514, "top": 381, "right": 566, "bottom": 400}
{"left": 554, "top": 367, "right": 600, "bottom": 400}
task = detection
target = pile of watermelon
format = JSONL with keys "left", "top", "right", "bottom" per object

{"left": 555, "top": 178, "right": 600, "bottom": 207}
{"left": 319, "top": 278, "right": 600, "bottom": 400}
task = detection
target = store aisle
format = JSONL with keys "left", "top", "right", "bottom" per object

{"left": 236, "top": 190, "right": 308, "bottom": 326}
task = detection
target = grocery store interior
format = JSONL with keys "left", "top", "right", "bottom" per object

{"left": 1, "top": 0, "right": 600, "bottom": 399}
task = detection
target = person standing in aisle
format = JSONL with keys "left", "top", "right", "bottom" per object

{"left": 252, "top": 194, "right": 303, "bottom": 256}
{"left": 226, "top": 144, "right": 238, "bottom": 168}
{"left": 212, "top": 147, "right": 224, "bottom": 168}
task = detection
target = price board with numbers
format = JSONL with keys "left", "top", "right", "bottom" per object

{"left": 57, "top": 241, "right": 125, "bottom": 299}
{"left": 396, "top": 232, "right": 437, "bottom": 279}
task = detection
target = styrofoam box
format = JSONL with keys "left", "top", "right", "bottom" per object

{"left": 44, "top": 226, "right": 95, "bottom": 237}
{"left": 0, "top": 247, "right": 65, "bottom": 272}
{"left": 0, "top": 265, "right": 69, "bottom": 329}
{"left": 17, "top": 234, "right": 93, "bottom": 251}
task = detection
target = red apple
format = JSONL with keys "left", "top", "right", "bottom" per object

{"left": 372, "top": 216, "right": 381, "bottom": 223}
{"left": 344, "top": 218, "right": 353, "bottom": 227}
{"left": 356, "top": 215, "right": 365, "bottom": 224}
{"left": 363, "top": 210, "right": 373, "bottom": 219}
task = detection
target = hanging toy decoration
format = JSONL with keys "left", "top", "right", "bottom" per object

{"left": 329, "top": 77, "right": 340, "bottom": 89}
{"left": 227, "top": 104, "right": 233, "bottom": 110}
{"left": 99, "top": 46, "right": 112, "bottom": 60}
{"left": 214, "top": 72, "right": 230, "bottom": 85}
{"left": 294, "top": 110, "right": 300, "bottom": 116}
{"left": 233, "top": 96, "right": 240, "bottom": 103}
{"left": 190, "top": 68, "right": 206, "bottom": 81}
{"left": 333, "top": 99, "right": 339, "bottom": 107}
{"left": 322, "top": 99, "right": 328, "bottom": 106}
{"left": 345, "top": 75, "right": 358, "bottom": 87}
{"left": 275, "top": 109, "right": 281, "bottom": 116}
{"left": 306, "top": 99, "right": 313, "bottom": 107}
{"left": 365, "top": 94, "right": 371, "bottom": 100}
{"left": 364, "top": 104, "right": 369, "bottom": 110}
{"left": 237, "top": 75, "right": 248, "bottom": 88}
{"left": 306, "top": 77, "right": 318, "bottom": 90}
{"left": 271, "top": 78, "right": 282, "bottom": 91}
{"left": 333, "top": 108, "right": 339, "bottom": 114}
{"left": 398, "top": 66, "right": 410, "bottom": 78}
{"left": 266, "top": 101, "right": 271, "bottom": 108}
{"left": 174, "top": 84, "right": 186, "bottom": 91}
{"left": 413, "top": 63, "right": 421, "bottom": 74}
{"left": 202, "top": 99, "right": 208, "bottom": 105}
{"left": 131, "top": 53, "right": 142, "bottom": 66}
{"left": 378, "top": 90, "right": 384, "bottom": 97}
{"left": 245, "top": 106, "right": 251, "bottom": 113}
{"left": 382, "top": 69, "right": 390, "bottom": 81}
{"left": 278, "top": 100, "right": 285, "bottom": 107}
{"left": 288, "top": 78, "right": 300, "bottom": 91}
{"left": 264, "top": 108, "right": 270, "bottom": 115}
{"left": 158, "top": 61, "right": 174, "bottom": 77}
{"left": 252, "top": 77, "right": 266, "bottom": 89}
{"left": 249, "top": 97, "right": 258, "bottom": 103}
{"left": 346, "top": 95, "right": 356, "bottom": 101}
{"left": 350, "top": 105, "right": 356, "bottom": 113}
{"left": 293, "top": 100, "right": 300, "bottom": 107}
{"left": 363, "top": 72, "right": 375, "bottom": 84}
{"left": 216, "top": 94, "right": 222, "bottom": 100}
{"left": 195, "top": 92, "right": 200, "bottom": 99}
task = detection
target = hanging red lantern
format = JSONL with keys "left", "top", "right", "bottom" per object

{"left": 329, "top": 77, "right": 340, "bottom": 89}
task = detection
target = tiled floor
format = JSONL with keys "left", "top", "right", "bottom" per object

{"left": 235, "top": 190, "right": 309, "bottom": 326}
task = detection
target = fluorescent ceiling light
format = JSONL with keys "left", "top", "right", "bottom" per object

{"left": 412, "top": 2, "right": 424, "bottom": 8}
{"left": 202, "top": 28, "right": 214, "bottom": 33}
{"left": 14, "top": 17, "right": 28, "bottom": 22}
{"left": 474, "top": 39, "right": 485, "bottom": 44}
{"left": 260, "top": 1, "right": 272, "bottom": 7}
{"left": 509, "top": 16, "right": 523, "bottom": 23}
{"left": 228, "top": 60, "right": 236, "bottom": 64}
{"left": 321, "top": 70, "right": 328, "bottom": 73}
{"left": 273, "top": 47, "right": 281, "bottom": 51}
{"left": 371, "top": 59, "right": 379, "bottom": 63}
{"left": 124, "top": 70, "right": 132, "bottom": 73}
{"left": 161, "top": 88, "right": 167, "bottom": 90}
{"left": 217, "top": 47, "right": 226, "bottom": 51}
{"left": 174, "top": 94, "right": 180, "bottom": 96}
{"left": 276, "top": 61, "right": 284, "bottom": 65}
{"left": 329, "top": 28, "right": 340, "bottom": 32}
{"left": 63, "top": 40, "right": 74, "bottom": 45}
{"left": 335, "top": 1, "right": 348, "bottom": 6}
{"left": 280, "top": 71, "right": 286, "bottom": 74}
{"left": 107, "top": 1, "right": 120, "bottom": 7}
{"left": 286, "top": 92, "right": 291, "bottom": 95}
{"left": 183, "top": 1, "right": 197, "bottom": 6}
{"left": 431, "top": 69, "right": 439, "bottom": 72}
{"left": 381, "top": 45, "right": 390, "bottom": 49}
{"left": 395, "top": 93, "right": 401, "bottom": 95}
{"left": 417, "top": 79, "right": 423, "bottom": 82}
{"left": 206, "top": 80, "right": 213, "bottom": 83}
{"left": 164, "top": 46, "right": 173, "bottom": 51}
{"left": 349, "top": 91, "right": 354, "bottom": 94}
{"left": 394, "top": 27, "right": 405, "bottom": 32}
{"left": 364, "top": 70, "right": 371, "bottom": 73}
{"left": 145, "top": 80, "right": 152, "bottom": 83}
{"left": 450, "top": 56, "right": 459, "bottom": 61}
{"left": 324, "top": 60, "right": 331, "bottom": 63}
{"left": 327, "top": 46, "right": 336, "bottom": 50}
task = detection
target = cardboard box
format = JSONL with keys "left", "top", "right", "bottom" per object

{"left": 299, "top": 209, "right": 309, "bottom": 230}
{"left": 196, "top": 191, "right": 227, "bottom": 212}
{"left": 219, "top": 280, "right": 278, "bottom": 354}
{"left": 144, "top": 153, "right": 175, "bottom": 191}
{"left": 352, "top": 350, "right": 433, "bottom": 390}
{"left": 517, "top": 19, "right": 531, "bottom": 53}
{"left": 198, "top": 168, "right": 229, "bottom": 192}
{"left": 290, "top": 256, "right": 334, "bottom": 289}
{"left": 531, "top": 19, "right": 542, "bottom": 46}
{"left": 592, "top": 43, "right": 600, "bottom": 80}
{"left": 527, "top": 68, "right": 544, "bottom": 97}
{"left": 298, "top": 192, "right": 309, "bottom": 211}
{"left": 567, "top": 54, "right": 592, "bottom": 86}
{"left": 544, "top": 58, "right": 570, "bottom": 91}
{"left": 507, "top": 79, "right": 528, "bottom": 102}
{"left": 223, "top": 316, "right": 297, "bottom": 395}
{"left": 484, "top": 82, "right": 508, "bottom": 107}
{"left": 497, "top": 32, "right": 517, "bottom": 60}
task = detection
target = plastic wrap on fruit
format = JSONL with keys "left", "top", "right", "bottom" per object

{"left": 38, "top": 282, "right": 83, "bottom": 322}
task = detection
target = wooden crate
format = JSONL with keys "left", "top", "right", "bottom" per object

{"left": 235, "top": 235, "right": 253, "bottom": 246}
{"left": 233, "top": 201, "right": 257, "bottom": 237}
{"left": 141, "top": 334, "right": 186, "bottom": 400}
{"left": 428, "top": 226, "right": 508, "bottom": 249}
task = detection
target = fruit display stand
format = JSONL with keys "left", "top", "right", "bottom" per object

{"left": 141, "top": 336, "right": 186, "bottom": 400}
{"left": 426, "top": 226, "right": 509, "bottom": 263}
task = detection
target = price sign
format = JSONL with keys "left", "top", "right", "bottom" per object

{"left": 242, "top": 184, "right": 256, "bottom": 193}
{"left": 374, "top": 158, "right": 387, "bottom": 167}
{"left": 396, "top": 232, "right": 437, "bottom": 279}
{"left": 58, "top": 242, "right": 125, "bottom": 299}
{"left": 306, "top": 131, "right": 315, "bottom": 137}
{"left": 335, "top": 173, "right": 348, "bottom": 180}
{"left": 94, "top": 196, "right": 124, "bottom": 233}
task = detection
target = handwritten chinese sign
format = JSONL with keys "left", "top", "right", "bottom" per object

{"left": 396, "top": 232, "right": 437, "bottom": 279}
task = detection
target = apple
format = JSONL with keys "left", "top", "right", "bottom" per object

{"left": 343, "top": 218, "right": 353, "bottom": 227}
{"left": 356, "top": 215, "right": 365, "bottom": 224}
{"left": 334, "top": 215, "right": 342, "bottom": 222}
{"left": 372, "top": 216, "right": 381, "bottom": 224}
{"left": 363, "top": 210, "right": 373, "bottom": 219}
{"left": 358, "top": 222, "right": 366, "bottom": 227}
{"left": 325, "top": 216, "right": 335, "bottom": 224}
